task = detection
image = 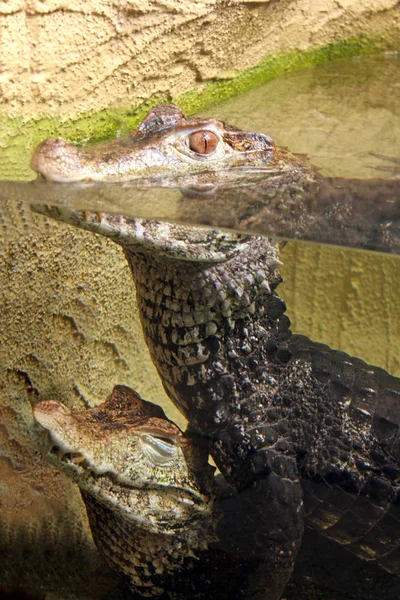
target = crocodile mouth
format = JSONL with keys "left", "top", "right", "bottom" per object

{"left": 48, "top": 441, "right": 209, "bottom": 508}
{"left": 48, "top": 442, "right": 213, "bottom": 534}
{"left": 50, "top": 445, "right": 88, "bottom": 467}
{"left": 47, "top": 441, "right": 137, "bottom": 487}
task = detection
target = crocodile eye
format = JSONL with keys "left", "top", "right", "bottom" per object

{"left": 189, "top": 130, "right": 218, "bottom": 155}
{"left": 140, "top": 433, "right": 178, "bottom": 466}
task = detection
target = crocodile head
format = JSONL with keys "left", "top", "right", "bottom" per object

{"left": 31, "top": 104, "right": 309, "bottom": 262}
{"left": 33, "top": 385, "right": 215, "bottom": 534}
{"left": 31, "top": 104, "right": 276, "bottom": 183}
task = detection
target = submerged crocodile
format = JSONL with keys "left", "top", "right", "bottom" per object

{"left": 33, "top": 385, "right": 218, "bottom": 599}
{"left": 31, "top": 105, "right": 400, "bottom": 599}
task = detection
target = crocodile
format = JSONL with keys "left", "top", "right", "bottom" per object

{"left": 30, "top": 105, "right": 400, "bottom": 599}
{"left": 33, "top": 384, "right": 219, "bottom": 599}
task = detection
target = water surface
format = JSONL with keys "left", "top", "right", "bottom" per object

{"left": 1, "top": 54, "right": 399, "bottom": 255}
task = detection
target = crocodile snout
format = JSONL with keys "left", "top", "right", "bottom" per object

{"left": 31, "top": 137, "right": 86, "bottom": 182}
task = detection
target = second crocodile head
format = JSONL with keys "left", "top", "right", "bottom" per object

{"left": 33, "top": 384, "right": 215, "bottom": 534}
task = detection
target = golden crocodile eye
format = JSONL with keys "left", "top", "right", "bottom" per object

{"left": 189, "top": 130, "right": 218, "bottom": 154}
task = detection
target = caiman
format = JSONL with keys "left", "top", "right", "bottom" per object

{"left": 33, "top": 385, "right": 220, "bottom": 600}
{"left": 30, "top": 105, "right": 400, "bottom": 599}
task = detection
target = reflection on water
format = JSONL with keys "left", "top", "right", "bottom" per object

{"left": 198, "top": 54, "right": 400, "bottom": 180}
{"left": 0, "top": 55, "right": 399, "bottom": 255}
{"left": 1, "top": 55, "right": 400, "bottom": 600}
{"left": 1, "top": 161, "right": 400, "bottom": 254}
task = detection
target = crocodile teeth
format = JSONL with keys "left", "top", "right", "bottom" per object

{"left": 50, "top": 445, "right": 85, "bottom": 465}
{"left": 71, "top": 453, "right": 86, "bottom": 465}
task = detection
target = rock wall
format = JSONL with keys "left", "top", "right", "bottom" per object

{"left": 0, "top": 0, "right": 399, "bottom": 117}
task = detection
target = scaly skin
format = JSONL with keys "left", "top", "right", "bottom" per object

{"left": 31, "top": 105, "right": 400, "bottom": 599}
{"left": 33, "top": 384, "right": 217, "bottom": 598}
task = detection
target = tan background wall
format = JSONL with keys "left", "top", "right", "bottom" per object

{"left": 1, "top": 0, "right": 399, "bottom": 117}
{"left": 0, "top": 1, "right": 399, "bottom": 597}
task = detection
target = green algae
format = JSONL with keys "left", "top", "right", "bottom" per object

{"left": 0, "top": 33, "right": 399, "bottom": 180}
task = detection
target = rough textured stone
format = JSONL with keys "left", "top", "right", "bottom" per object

{"left": 0, "top": 212, "right": 177, "bottom": 597}
{"left": 0, "top": 0, "right": 399, "bottom": 117}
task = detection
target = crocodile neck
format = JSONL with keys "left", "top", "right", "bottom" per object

{"left": 126, "top": 237, "right": 301, "bottom": 482}
{"left": 82, "top": 490, "right": 212, "bottom": 597}
{"left": 125, "top": 235, "right": 399, "bottom": 494}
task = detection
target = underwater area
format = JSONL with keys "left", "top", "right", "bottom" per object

{"left": 0, "top": 53, "right": 400, "bottom": 600}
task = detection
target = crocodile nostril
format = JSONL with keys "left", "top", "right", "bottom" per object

{"left": 51, "top": 137, "right": 65, "bottom": 147}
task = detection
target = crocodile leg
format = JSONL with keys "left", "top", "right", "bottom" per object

{"left": 288, "top": 335, "right": 400, "bottom": 574}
